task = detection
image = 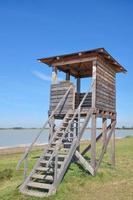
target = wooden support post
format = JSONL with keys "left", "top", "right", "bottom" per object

{"left": 91, "top": 61, "right": 96, "bottom": 108}
{"left": 54, "top": 152, "right": 58, "bottom": 184}
{"left": 66, "top": 71, "right": 70, "bottom": 81}
{"left": 91, "top": 61, "right": 97, "bottom": 170}
{"left": 81, "top": 132, "right": 103, "bottom": 156}
{"left": 111, "top": 119, "right": 115, "bottom": 167}
{"left": 52, "top": 66, "right": 58, "bottom": 84}
{"left": 76, "top": 77, "right": 80, "bottom": 106}
{"left": 102, "top": 118, "right": 107, "bottom": 151}
{"left": 91, "top": 114, "right": 96, "bottom": 169}
{"left": 76, "top": 77, "right": 80, "bottom": 151}
{"left": 95, "top": 120, "right": 116, "bottom": 172}
{"left": 49, "top": 116, "right": 55, "bottom": 142}
{"left": 24, "top": 155, "right": 28, "bottom": 180}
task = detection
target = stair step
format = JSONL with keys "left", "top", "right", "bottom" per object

{"left": 44, "top": 153, "right": 66, "bottom": 158}
{"left": 63, "top": 142, "right": 72, "bottom": 145}
{"left": 27, "top": 181, "right": 51, "bottom": 190}
{"left": 51, "top": 142, "right": 58, "bottom": 146}
{"left": 54, "top": 136, "right": 62, "bottom": 139}
{"left": 57, "top": 130, "right": 64, "bottom": 133}
{"left": 40, "top": 160, "right": 63, "bottom": 165}
{"left": 63, "top": 121, "right": 69, "bottom": 124}
{"left": 59, "top": 148, "right": 70, "bottom": 151}
{"left": 31, "top": 174, "right": 53, "bottom": 181}
{"left": 68, "top": 113, "right": 74, "bottom": 115}
{"left": 21, "top": 189, "right": 48, "bottom": 197}
{"left": 57, "top": 154, "right": 66, "bottom": 158}
{"left": 36, "top": 167, "right": 54, "bottom": 172}
{"left": 60, "top": 126, "right": 66, "bottom": 129}
{"left": 65, "top": 117, "right": 71, "bottom": 120}
{"left": 47, "top": 147, "right": 54, "bottom": 151}
{"left": 45, "top": 153, "right": 53, "bottom": 157}
{"left": 45, "top": 152, "right": 53, "bottom": 156}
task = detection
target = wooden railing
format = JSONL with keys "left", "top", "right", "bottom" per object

{"left": 75, "top": 92, "right": 92, "bottom": 108}
{"left": 52, "top": 81, "right": 95, "bottom": 185}
{"left": 16, "top": 85, "right": 73, "bottom": 179}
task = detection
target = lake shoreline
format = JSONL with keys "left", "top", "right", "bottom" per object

{"left": 0, "top": 137, "right": 124, "bottom": 155}
{"left": 0, "top": 128, "right": 133, "bottom": 131}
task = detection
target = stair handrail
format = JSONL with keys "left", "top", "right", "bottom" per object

{"left": 46, "top": 80, "right": 95, "bottom": 170}
{"left": 69, "top": 80, "right": 95, "bottom": 135}
{"left": 51, "top": 91, "right": 93, "bottom": 183}
{"left": 16, "top": 85, "right": 73, "bottom": 170}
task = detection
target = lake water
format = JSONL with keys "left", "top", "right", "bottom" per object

{"left": 0, "top": 129, "right": 133, "bottom": 148}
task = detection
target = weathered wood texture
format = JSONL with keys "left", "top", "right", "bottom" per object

{"left": 95, "top": 63, "right": 116, "bottom": 112}
{"left": 75, "top": 92, "right": 92, "bottom": 108}
{"left": 49, "top": 81, "right": 75, "bottom": 115}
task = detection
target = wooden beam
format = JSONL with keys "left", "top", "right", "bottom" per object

{"left": 81, "top": 132, "right": 103, "bottom": 156}
{"left": 102, "top": 118, "right": 107, "bottom": 151}
{"left": 95, "top": 120, "right": 116, "bottom": 172}
{"left": 92, "top": 61, "right": 97, "bottom": 108}
{"left": 75, "top": 151, "right": 95, "bottom": 176}
{"left": 111, "top": 119, "right": 115, "bottom": 166}
{"left": 76, "top": 77, "right": 80, "bottom": 94}
{"left": 53, "top": 57, "right": 97, "bottom": 67}
{"left": 76, "top": 77, "right": 80, "bottom": 151}
{"left": 52, "top": 66, "right": 58, "bottom": 84}
{"left": 91, "top": 114, "right": 96, "bottom": 169}
{"left": 66, "top": 71, "right": 70, "bottom": 81}
{"left": 48, "top": 116, "right": 55, "bottom": 142}
{"left": 90, "top": 61, "right": 97, "bottom": 169}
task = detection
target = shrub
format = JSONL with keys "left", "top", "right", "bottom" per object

{"left": 0, "top": 169, "right": 13, "bottom": 180}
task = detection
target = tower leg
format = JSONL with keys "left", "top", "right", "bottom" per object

{"left": 102, "top": 118, "right": 107, "bottom": 151}
{"left": 76, "top": 120, "right": 80, "bottom": 151}
{"left": 91, "top": 114, "right": 96, "bottom": 169}
{"left": 111, "top": 119, "right": 115, "bottom": 166}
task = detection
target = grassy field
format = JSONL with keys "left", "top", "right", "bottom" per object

{"left": 0, "top": 137, "right": 133, "bottom": 200}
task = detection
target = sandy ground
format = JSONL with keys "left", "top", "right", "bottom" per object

{"left": 0, "top": 144, "right": 48, "bottom": 155}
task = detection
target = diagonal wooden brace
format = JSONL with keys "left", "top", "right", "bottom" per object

{"left": 81, "top": 123, "right": 114, "bottom": 156}
{"left": 74, "top": 150, "right": 95, "bottom": 176}
{"left": 81, "top": 132, "right": 103, "bottom": 156}
{"left": 95, "top": 120, "right": 116, "bottom": 172}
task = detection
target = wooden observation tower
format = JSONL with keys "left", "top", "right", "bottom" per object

{"left": 17, "top": 48, "right": 126, "bottom": 197}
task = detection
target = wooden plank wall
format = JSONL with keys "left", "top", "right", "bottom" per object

{"left": 96, "top": 62, "right": 116, "bottom": 112}
{"left": 75, "top": 93, "right": 92, "bottom": 108}
{"left": 49, "top": 81, "right": 75, "bottom": 116}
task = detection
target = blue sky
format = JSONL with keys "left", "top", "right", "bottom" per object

{"left": 0, "top": 0, "right": 133, "bottom": 128}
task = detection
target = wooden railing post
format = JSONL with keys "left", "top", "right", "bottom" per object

{"left": 24, "top": 155, "right": 28, "bottom": 180}
{"left": 54, "top": 150, "right": 58, "bottom": 185}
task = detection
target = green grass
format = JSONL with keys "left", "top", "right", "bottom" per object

{"left": 0, "top": 137, "right": 133, "bottom": 200}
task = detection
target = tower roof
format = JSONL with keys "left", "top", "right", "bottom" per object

{"left": 38, "top": 48, "right": 127, "bottom": 78}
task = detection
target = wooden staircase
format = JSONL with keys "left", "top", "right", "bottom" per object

{"left": 19, "top": 108, "right": 92, "bottom": 197}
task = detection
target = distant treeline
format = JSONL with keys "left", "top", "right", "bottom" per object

{"left": 0, "top": 126, "right": 133, "bottom": 130}
{"left": 0, "top": 127, "right": 49, "bottom": 130}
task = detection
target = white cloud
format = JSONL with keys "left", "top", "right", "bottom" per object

{"left": 32, "top": 70, "right": 62, "bottom": 82}
{"left": 32, "top": 70, "right": 51, "bottom": 81}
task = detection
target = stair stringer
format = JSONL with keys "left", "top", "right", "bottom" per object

{"left": 19, "top": 108, "right": 93, "bottom": 197}
{"left": 48, "top": 137, "right": 78, "bottom": 195}
{"left": 48, "top": 109, "right": 93, "bottom": 195}
{"left": 19, "top": 110, "right": 72, "bottom": 196}
{"left": 19, "top": 147, "right": 50, "bottom": 196}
